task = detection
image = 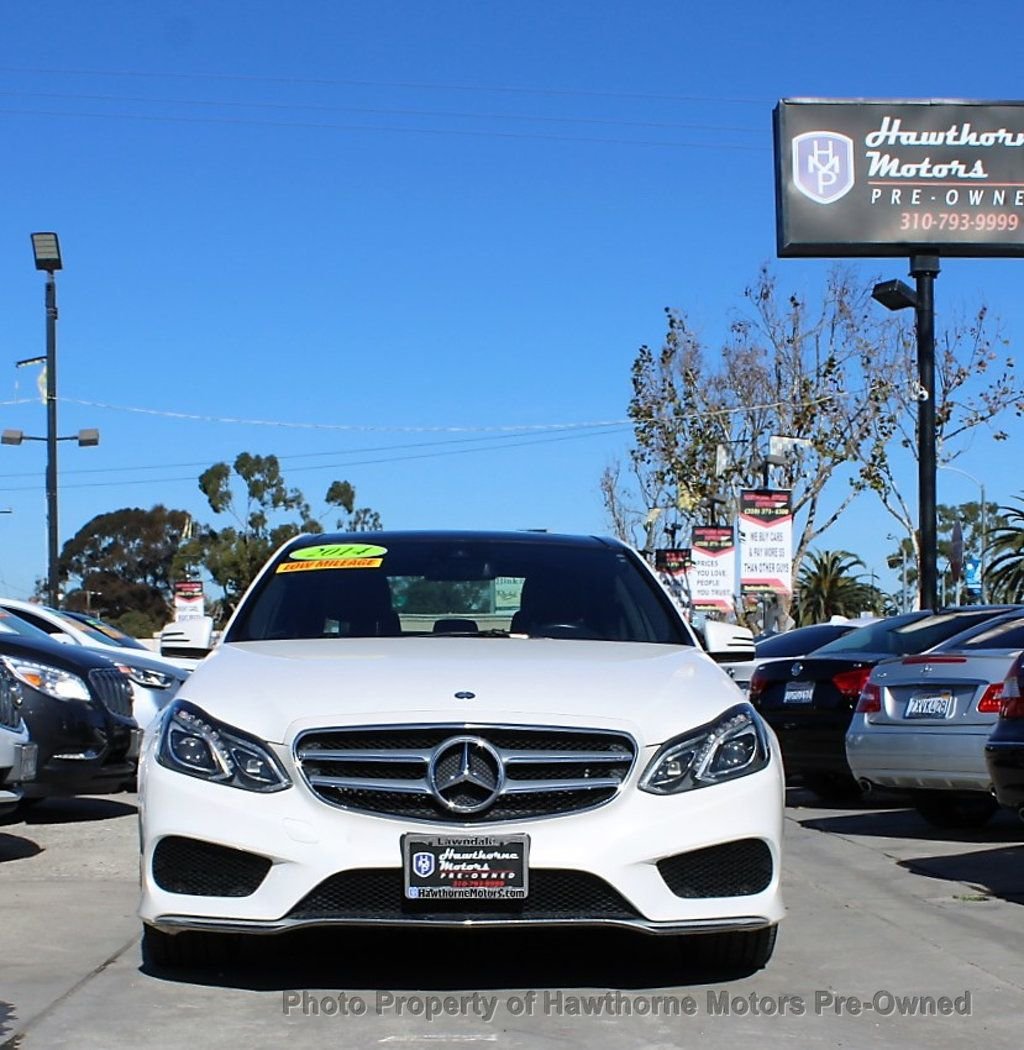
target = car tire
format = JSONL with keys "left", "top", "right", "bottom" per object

{"left": 142, "top": 924, "right": 237, "bottom": 970}
{"left": 678, "top": 925, "right": 778, "bottom": 976}
{"left": 912, "top": 794, "right": 999, "bottom": 829}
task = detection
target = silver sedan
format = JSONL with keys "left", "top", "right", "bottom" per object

{"left": 846, "top": 609, "right": 1024, "bottom": 828}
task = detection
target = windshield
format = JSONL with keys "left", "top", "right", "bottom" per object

{"left": 812, "top": 609, "right": 1014, "bottom": 658}
{"left": 60, "top": 611, "right": 150, "bottom": 651}
{"left": 934, "top": 614, "right": 1024, "bottom": 652}
{"left": 227, "top": 535, "right": 690, "bottom": 645}
{"left": 0, "top": 609, "right": 59, "bottom": 642}
{"left": 756, "top": 624, "right": 853, "bottom": 658}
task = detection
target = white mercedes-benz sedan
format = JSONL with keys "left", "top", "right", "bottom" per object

{"left": 138, "top": 531, "right": 784, "bottom": 972}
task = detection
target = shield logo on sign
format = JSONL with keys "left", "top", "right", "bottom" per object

{"left": 413, "top": 851, "right": 435, "bottom": 878}
{"left": 792, "top": 131, "right": 855, "bottom": 204}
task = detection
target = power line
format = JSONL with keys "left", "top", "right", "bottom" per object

{"left": 0, "top": 89, "right": 764, "bottom": 136}
{"left": 0, "top": 105, "right": 769, "bottom": 151}
{"left": 0, "top": 65, "right": 770, "bottom": 106}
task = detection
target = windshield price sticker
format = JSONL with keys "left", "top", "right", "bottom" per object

{"left": 402, "top": 835, "right": 529, "bottom": 900}
{"left": 277, "top": 558, "right": 383, "bottom": 572}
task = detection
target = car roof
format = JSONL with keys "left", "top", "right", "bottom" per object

{"left": 279, "top": 530, "right": 628, "bottom": 552}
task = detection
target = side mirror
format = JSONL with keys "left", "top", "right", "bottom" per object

{"left": 701, "top": 620, "right": 756, "bottom": 664}
{"left": 160, "top": 616, "right": 216, "bottom": 662}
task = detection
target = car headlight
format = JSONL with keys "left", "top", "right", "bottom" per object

{"left": 640, "top": 703, "right": 770, "bottom": 794}
{"left": 157, "top": 700, "right": 290, "bottom": 792}
{"left": 117, "top": 663, "right": 179, "bottom": 690}
{"left": 1, "top": 656, "right": 91, "bottom": 702}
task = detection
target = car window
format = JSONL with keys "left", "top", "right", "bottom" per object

{"left": 814, "top": 609, "right": 1012, "bottom": 658}
{"left": 227, "top": 537, "right": 691, "bottom": 645}
{"left": 0, "top": 610, "right": 57, "bottom": 642}
{"left": 756, "top": 624, "right": 852, "bottom": 657}
{"left": 935, "top": 615, "right": 1024, "bottom": 652}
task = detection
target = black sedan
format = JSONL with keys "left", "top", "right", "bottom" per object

{"left": 749, "top": 607, "right": 1020, "bottom": 800}
{"left": 0, "top": 628, "right": 140, "bottom": 802}
{"left": 985, "top": 651, "right": 1024, "bottom": 819}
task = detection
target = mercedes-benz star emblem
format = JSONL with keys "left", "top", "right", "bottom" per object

{"left": 428, "top": 735, "right": 504, "bottom": 814}
{"left": 790, "top": 662, "right": 803, "bottom": 678}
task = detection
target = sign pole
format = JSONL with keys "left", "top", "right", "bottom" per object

{"left": 911, "top": 253, "right": 940, "bottom": 610}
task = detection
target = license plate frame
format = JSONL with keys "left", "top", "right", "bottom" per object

{"left": 402, "top": 834, "right": 529, "bottom": 901}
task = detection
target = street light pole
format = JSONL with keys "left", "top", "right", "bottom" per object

{"left": 44, "top": 268, "right": 59, "bottom": 608}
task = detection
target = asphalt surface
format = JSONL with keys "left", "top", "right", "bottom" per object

{"left": 1, "top": 789, "right": 1022, "bottom": 1049}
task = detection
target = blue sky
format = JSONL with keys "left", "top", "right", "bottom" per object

{"left": 2, "top": 1, "right": 1023, "bottom": 601}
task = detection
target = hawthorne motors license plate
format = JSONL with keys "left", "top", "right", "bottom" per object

{"left": 402, "top": 834, "right": 529, "bottom": 900}
{"left": 905, "top": 691, "right": 953, "bottom": 719}
{"left": 784, "top": 681, "right": 815, "bottom": 704}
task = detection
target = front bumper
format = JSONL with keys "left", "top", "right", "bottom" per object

{"left": 139, "top": 743, "right": 785, "bottom": 936}
{"left": 985, "top": 740, "right": 1024, "bottom": 809}
{"left": 847, "top": 720, "right": 993, "bottom": 793}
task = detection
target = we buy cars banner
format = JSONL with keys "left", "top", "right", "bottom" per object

{"left": 739, "top": 490, "right": 793, "bottom": 597}
{"left": 689, "top": 526, "right": 736, "bottom": 613}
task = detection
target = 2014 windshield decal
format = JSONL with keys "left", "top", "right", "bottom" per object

{"left": 276, "top": 543, "right": 388, "bottom": 572}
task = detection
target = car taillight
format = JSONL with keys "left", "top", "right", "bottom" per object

{"left": 856, "top": 682, "right": 882, "bottom": 714}
{"left": 749, "top": 670, "right": 766, "bottom": 703}
{"left": 833, "top": 666, "right": 871, "bottom": 701}
{"left": 999, "top": 654, "right": 1024, "bottom": 717}
{"left": 977, "top": 682, "right": 1004, "bottom": 714}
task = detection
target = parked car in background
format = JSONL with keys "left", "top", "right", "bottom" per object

{"left": 0, "top": 600, "right": 189, "bottom": 729}
{"left": 986, "top": 651, "right": 1024, "bottom": 821}
{"left": 0, "top": 664, "right": 36, "bottom": 817}
{"left": 140, "top": 530, "right": 784, "bottom": 973}
{"left": 726, "top": 620, "right": 867, "bottom": 695}
{"left": 749, "top": 607, "right": 1021, "bottom": 800}
{"left": 0, "top": 629, "right": 139, "bottom": 803}
{"left": 847, "top": 610, "right": 1024, "bottom": 827}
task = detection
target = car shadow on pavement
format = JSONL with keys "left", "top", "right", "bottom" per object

{"left": 0, "top": 832, "right": 42, "bottom": 863}
{"left": 897, "top": 846, "right": 1024, "bottom": 905}
{"left": 784, "top": 786, "right": 904, "bottom": 811}
{"left": 16, "top": 796, "right": 137, "bottom": 825}
{"left": 0, "top": 1000, "right": 17, "bottom": 1042}
{"left": 141, "top": 925, "right": 761, "bottom": 992}
{"left": 796, "top": 806, "right": 1024, "bottom": 843}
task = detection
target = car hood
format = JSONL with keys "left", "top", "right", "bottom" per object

{"left": 174, "top": 638, "right": 747, "bottom": 748}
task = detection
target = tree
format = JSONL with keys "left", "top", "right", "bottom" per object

{"left": 605, "top": 265, "right": 1024, "bottom": 608}
{"left": 792, "top": 550, "right": 875, "bottom": 625}
{"left": 58, "top": 505, "right": 193, "bottom": 633}
{"left": 984, "top": 495, "right": 1024, "bottom": 602}
{"left": 183, "top": 452, "right": 381, "bottom": 619}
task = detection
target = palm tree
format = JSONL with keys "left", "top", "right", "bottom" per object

{"left": 793, "top": 550, "right": 875, "bottom": 625}
{"left": 985, "top": 495, "right": 1024, "bottom": 602}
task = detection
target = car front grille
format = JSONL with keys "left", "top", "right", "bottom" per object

{"left": 657, "top": 838, "right": 773, "bottom": 898}
{"left": 286, "top": 868, "right": 642, "bottom": 923}
{"left": 295, "top": 725, "right": 637, "bottom": 823}
{"left": 88, "top": 667, "right": 135, "bottom": 718}
{"left": 152, "top": 836, "right": 273, "bottom": 896}
{"left": 0, "top": 665, "right": 21, "bottom": 729}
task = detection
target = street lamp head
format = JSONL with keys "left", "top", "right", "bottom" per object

{"left": 871, "top": 279, "right": 917, "bottom": 312}
{"left": 1, "top": 429, "right": 24, "bottom": 446}
{"left": 76, "top": 428, "right": 100, "bottom": 447}
{"left": 30, "top": 232, "right": 62, "bottom": 272}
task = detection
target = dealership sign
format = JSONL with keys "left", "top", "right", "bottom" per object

{"left": 689, "top": 526, "right": 736, "bottom": 613}
{"left": 775, "top": 99, "right": 1024, "bottom": 256}
{"left": 739, "top": 491, "right": 793, "bottom": 597}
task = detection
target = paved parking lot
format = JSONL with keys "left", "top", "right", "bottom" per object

{"left": 1, "top": 790, "right": 1022, "bottom": 1049}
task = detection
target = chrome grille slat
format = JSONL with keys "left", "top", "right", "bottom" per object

{"left": 306, "top": 775, "right": 434, "bottom": 794}
{"left": 87, "top": 668, "right": 134, "bottom": 719}
{"left": 295, "top": 724, "right": 637, "bottom": 824}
